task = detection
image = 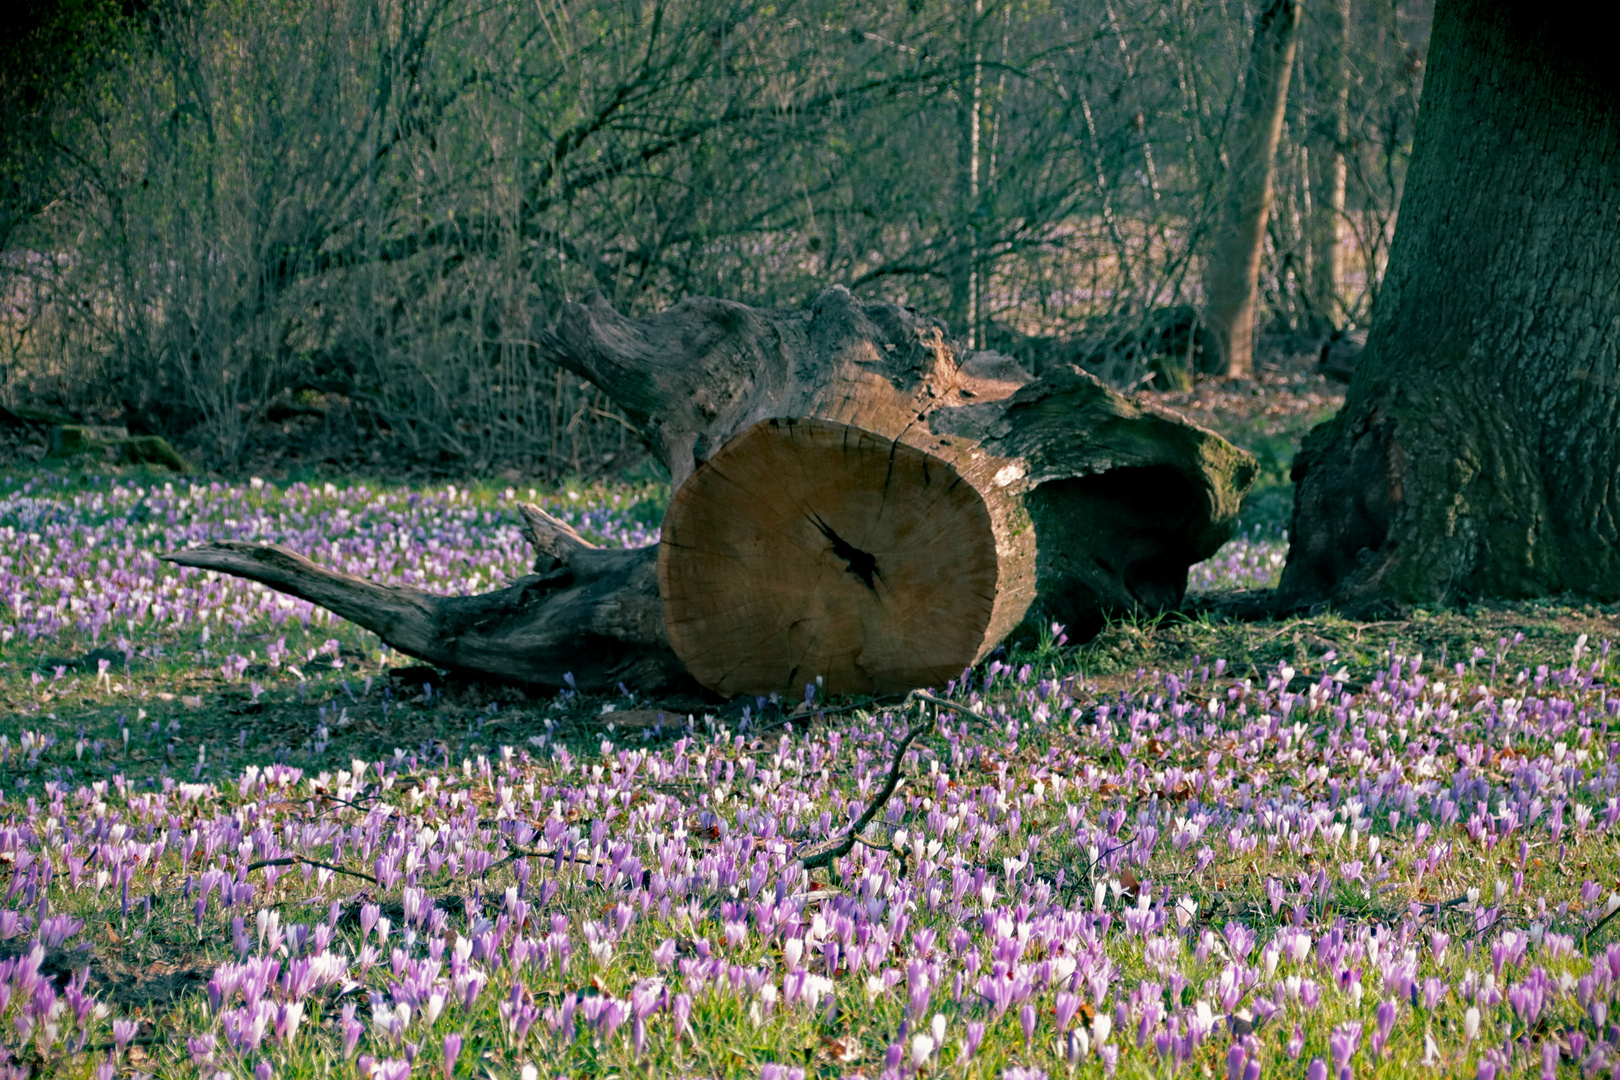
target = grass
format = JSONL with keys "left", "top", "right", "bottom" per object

{"left": 3, "top": 459, "right": 1620, "bottom": 1080}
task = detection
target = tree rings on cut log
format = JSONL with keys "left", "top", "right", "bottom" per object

{"left": 659, "top": 417, "right": 998, "bottom": 696}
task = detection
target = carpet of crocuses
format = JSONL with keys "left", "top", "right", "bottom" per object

{"left": 1186, "top": 527, "right": 1287, "bottom": 594}
{"left": 1, "top": 468, "right": 1618, "bottom": 1080}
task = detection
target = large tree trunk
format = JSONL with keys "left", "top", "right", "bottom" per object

{"left": 172, "top": 288, "right": 1256, "bottom": 695}
{"left": 1203, "top": 0, "right": 1303, "bottom": 378}
{"left": 1279, "top": 0, "right": 1620, "bottom": 611}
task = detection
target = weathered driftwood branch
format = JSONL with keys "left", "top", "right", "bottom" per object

{"left": 163, "top": 504, "right": 692, "bottom": 693}
{"left": 168, "top": 287, "right": 1255, "bottom": 696}
{"left": 795, "top": 713, "right": 936, "bottom": 871}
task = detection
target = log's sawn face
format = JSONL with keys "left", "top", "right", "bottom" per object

{"left": 659, "top": 417, "right": 1002, "bottom": 697}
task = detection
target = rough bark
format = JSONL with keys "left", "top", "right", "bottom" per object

{"left": 1204, "top": 0, "right": 1303, "bottom": 378}
{"left": 1280, "top": 0, "right": 1620, "bottom": 611}
{"left": 170, "top": 287, "right": 1255, "bottom": 695}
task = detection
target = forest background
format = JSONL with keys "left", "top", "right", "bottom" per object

{"left": 1, "top": 0, "right": 1428, "bottom": 480}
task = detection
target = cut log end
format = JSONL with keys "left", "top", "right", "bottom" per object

{"left": 658, "top": 417, "right": 998, "bottom": 697}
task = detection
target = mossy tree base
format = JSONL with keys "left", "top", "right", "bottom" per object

{"left": 1280, "top": 0, "right": 1620, "bottom": 612}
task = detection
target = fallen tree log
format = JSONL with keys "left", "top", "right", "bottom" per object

{"left": 167, "top": 286, "right": 1255, "bottom": 696}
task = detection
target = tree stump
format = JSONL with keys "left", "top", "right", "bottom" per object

{"left": 168, "top": 287, "right": 1256, "bottom": 695}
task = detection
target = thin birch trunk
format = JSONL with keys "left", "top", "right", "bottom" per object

{"left": 952, "top": 0, "right": 983, "bottom": 344}
{"left": 1307, "top": 0, "right": 1351, "bottom": 330}
{"left": 1203, "top": 0, "right": 1303, "bottom": 377}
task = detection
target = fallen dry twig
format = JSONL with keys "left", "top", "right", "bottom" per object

{"left": 793, "top": 690, "right": 991, "bottom": 872}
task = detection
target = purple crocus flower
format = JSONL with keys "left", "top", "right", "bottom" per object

{"left": 343, "top": 1017, "right": 364, "bottom": 1058}
{"left": 1371, "top": 999, "right": 1397, "bottom": 1057}
{"left": 1055, "top": 991, "right": 1082, "bottom": 1033}
{"left": 441, "top": 1032, "right": 461, "bottom": 1078}
{"left": 1329, "top": 1022, "right": 1361, "bottom": 1073}
{"left": 963, "top": 1020, "right": 986, "bottom": 1061}
{"left": 373, "top": 1059, "right": 411, "bottom": 1080}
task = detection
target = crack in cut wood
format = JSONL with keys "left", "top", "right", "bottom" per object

{"left": 808, "top": 512, "right": 880, "bottom": 591}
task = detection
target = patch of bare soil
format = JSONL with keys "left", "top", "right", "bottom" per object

{"left": 96, "top": 956, "right": 214, "bottom": 1011}
{"left": 0, "top": 938, "right": 210, "bottom": 1012}
{"left": 1145, "top": 343, "right": 1347, "bottom": 441}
